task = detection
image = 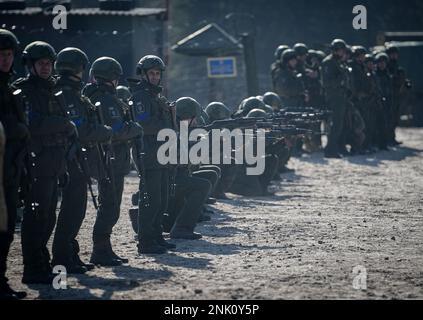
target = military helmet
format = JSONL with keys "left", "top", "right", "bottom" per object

{"left": 22, "top": 41, "right": 56, "bottom": 66}
{"left": 352, "top": 45, "right": 367, "bottom": 57}
{"left": 364, "top": 54, "right": 374, "bottom": 63}
{"left": 116, "top": 85, "right": 132, "bottom": 101}
{"left": 293, "top": 43, "right": 308, "bottom": 56}
{"left": 247, "top": 108, "right": 267, "bottom": 118}
{"left": 263, "top": 92, "right": 282, "bottom": 110}
{"left": 55, "top": 47, "right": 90, "bottom": 75}
{"left": 205, "top": 102, "right": 232, "bottom": 122}
{"left": 274, "top": 45, "right": 290, "bottom": 60}
{"left": 375, "top": 52, "right": 389, "bottom": 63}
{"left": 315, "top": 50, "right": 326, "bottom": 61}
{"left": 89, "top": 57, "right": 123, "bottom": 81}
{"left": 136, "top": 55, "right": 165, "bottom": 75}
{"left": 0, "top": 29, "right": 19, "bottom": 53}
{"left": 281, "top": 49, "right": 297, "bottom": 65}
{"left": 176, "top": 97, "right": 201, "bottom": 119}
{"left": 331, "top": 39, "right": 347, "bottom": 51}
{"left": 385, "top": 45, "right": 399, "bottom": 55}
{"left": 240, "top": 96, "right": 266, "bottom": 114}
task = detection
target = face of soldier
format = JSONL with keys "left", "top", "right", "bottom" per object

{"left": 288, "top": 58, "right": 297, "bottom": 69}
{"left": 365, "top": 61, "right": 374, "bottom": 71}
{"left": 0, "top": 49, "right": 14, "bottom": 73}
{"left": 297, "top": 54, "right": 307, "bottom": 63}
{"left": 32, "top": 58, "right": 53, "bottom": 79}
{"left": 335, "top": 48, "right": 346, "bottom": 59}
{"left": 378, "top": 61, "right": 387, "bottom": 70}
{"left": 145, "top": 68, "right": 161, "bottom": 86}
{"left": 357, "top": 54, "right": 366, "bottom": 64}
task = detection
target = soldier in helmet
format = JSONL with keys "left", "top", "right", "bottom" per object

{"left": 163, "top": 97, "right": 213, "bottom": 239}
{"left": 271, "top": 44, "right": 290, "bottom": 90}
{"left": 273, "top": 49, "right": 308, "bottom": 108}
{"left": 293, "top": 43, "right": 309, "bottom": 75}
{"left": 321, "top": 39, "right": 350, "bottom": 158}
{"left": 0, "top": 29, "right": 28, "bottom": 298}
{"left": 386, "top": 45, "right": 410, "bottom": 145}
{"left": 83, "top": 57, "right": 143, "bottom": 265}
{"left": 349, "top": 45, "right": 372, "bottom": 152}
{"left": 51, "top": 48, "right": 114, "bottom": 273}
{"left": 375, "top": 52, "right": 393, "bottom": 150}
{"left": 12, "top": 41, "right": 76, "bottom": 284}
{"left": 229, "top": 108, "right": 279, "bottom": 197}
{"left": 128, "top": 55, "right": 176, "bottom": 254}
{"left": 203, "top": 102, "right": 241, "bottom": 200}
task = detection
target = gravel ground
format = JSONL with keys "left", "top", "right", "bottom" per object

{"left": 5, "top": 128, "right": 423, "bottom": 300}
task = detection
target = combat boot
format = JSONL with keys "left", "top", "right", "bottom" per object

{"left": 155, "top": 234, "right": 176, "bottom": 250}
{"left": 170, "top": 226, "right": 202, "bottom": 240}
{"left": 22, "top": 266, "right": 54, "bottom": 285}
{"left": 128, "top": 208, "right": 139, "bottom": 234}
{"left": 0, "top": 280, "right": 26, "bottom": 300}
{"left": 137, "top": 238, "right": 167, "bottom": 255}
{"left": 73, "top": 254, "right": 95, "bottom": 271}
{"left": 90, "top": 236, "right": 122, "bottom": 266}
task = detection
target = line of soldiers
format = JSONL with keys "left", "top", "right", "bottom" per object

{"left": 271, "top": 39, "right": 411, "bottom": 158}
{"left": 0, "top": 28, "right": 410, "bottom": 300}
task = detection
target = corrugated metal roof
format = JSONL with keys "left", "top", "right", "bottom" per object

{"left": 0, "top": 7, "right": 166, "bottom": 17}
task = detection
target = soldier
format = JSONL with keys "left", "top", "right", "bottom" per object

{"left": 12, "top": 41, "right": 76, "bottom": 284}
{"left": 83, "top": 57, "right": 143, "bottom": 265}
{"left": 375, "top": 53, "right": 393, "bottom": 150}
{"left": 293, "top": 43, "right": 309, "bottom": 75}
{"left": 386, "top": 45, "right": 410, "bottom": 146}
{"left": 204, "top": 102, "right": 241, "bottom": 199}
{"left": 306, "top": 50, "right": 325, "bottom": 108}
{"left": 129, "top": 55, "right": 175, "bottom": 254}
{"left": 271, "top": 45, "right": 290, "bottom": 90}
{"left": 350, "top": 46, "right": 371, "bottom": 152}
{"left": 165, "top": 97, "right": 212, "bottom": 239}
{"left": 229, "top": 108, "right": 279, "bottom": 197}
{"left": 273, "top": 49, "right": 308, "bottom": 108}
{"left": 0, "top": 29, "right": 28, "bottom": 299}
{"left": 321, "top": 39, "right": 350, "bottom": 158}
{"left": 51, "top": 48, "right": 113, "bottom": 272}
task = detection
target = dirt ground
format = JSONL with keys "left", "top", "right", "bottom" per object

{"left": 6, "top": 128, "right": 423, "bottom": 300}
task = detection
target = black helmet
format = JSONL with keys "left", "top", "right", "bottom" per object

{"left": 136, "top": 55, "right": 165, "bottom": 75}
{"left": 352, "top": 45, "right": 367, "bottom": 57}
{"left": 55, "top": 47, "right": 90, "bottom": 75}
{"left": 205, "top": 102, "right": 232, "bottom": 122}
{"left": 116, "top": 85, "right": 132, "bottom": 101}
{"left": 22, "top": 41, "right": 56, "bottom": 66}
{"left": 0, "top": 29, "right": 19, "bottom": 53}
{"left": 293, "top": 43, "right": 308, "bottom": 56}
{"left": 274, "top": 45, "right": 290, "bottom": 60}
{"left": 281, "top": 49, "right": 297, "bottom": 65}
{"left": 375, "top": 52, "right": 389, "bottom": 63}
{"left": 263, "top": 92, "right": 282, "bottom": 110}
{"left": 176, "top": 97, "right": 201, "bottom": 119}
{"left": 247, "top": 108, "right": 267, "bottom": 118}
{"left": 89, "top": 57, "right": 123, "bottom": 81}
{"left": 331, "top": 39, "right": 347, "bottom": 51}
